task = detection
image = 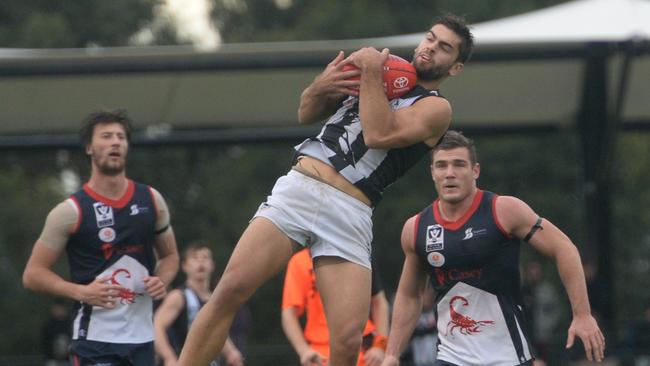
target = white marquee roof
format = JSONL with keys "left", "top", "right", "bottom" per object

{"left": 1, "top": 0, "right": 648, "bottom": 147}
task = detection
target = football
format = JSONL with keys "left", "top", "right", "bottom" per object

{"left": 343, "top": 54, "right": 417, "bottom": 99}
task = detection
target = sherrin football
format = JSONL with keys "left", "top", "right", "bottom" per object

{"left": 343, "top": 54, "right": 417, "bottom": 99}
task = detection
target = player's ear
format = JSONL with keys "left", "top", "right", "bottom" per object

{"left": 448, "top": 62, "right": 464, "bottom": 77}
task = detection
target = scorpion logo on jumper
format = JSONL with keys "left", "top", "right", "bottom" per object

{"left": 446, "top": 296, "right": 494, "bottom": 336}
{"left": 109, "top": 269, "right": 142, "bottom": 305}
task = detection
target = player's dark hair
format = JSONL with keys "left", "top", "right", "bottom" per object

{"left": 182, "top": 240, "right": 213, "bottom": 262}
{"left": 431, "top": 130, "right": 477, "bottom": 165}
{"left": 79, "top": 109, "right": 132, "bottom": 148}
{"left": 434, "top": 14, "right": 474, "bottom": 63}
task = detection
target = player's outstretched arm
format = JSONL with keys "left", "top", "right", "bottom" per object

{"left": 495, "top": 196, "right": 606, "bottom": 362}
{"left": 298, "top": 51, "right": 360, "bottom": 125}
{"left": 381, "top": 215, "right": 429, "bottom": 366}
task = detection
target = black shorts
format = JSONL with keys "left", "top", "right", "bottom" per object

{"left": 70, "top": 339, "right": 154, "bottom": 366}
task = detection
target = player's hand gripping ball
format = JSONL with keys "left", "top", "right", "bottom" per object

{"left": 343, "top": 54, "right": 417, "bottom": 99}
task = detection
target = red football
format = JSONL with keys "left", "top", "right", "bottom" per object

{"left": 343, "top": 54, "right": 417, "bottom": 99}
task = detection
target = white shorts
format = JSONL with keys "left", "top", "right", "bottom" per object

{"left": 253, "top": 169, "right": 373, "bottom": 269}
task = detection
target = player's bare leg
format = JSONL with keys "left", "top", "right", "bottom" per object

{"left": 315, "top": 256, "right": 372, "bottom": 366}
{"left": 178, "top": 217, "right": 298, "bottom": 366}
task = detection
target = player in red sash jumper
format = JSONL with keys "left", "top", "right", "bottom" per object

{"left": 380, "top": 131, "right": 605, "bottom": 366}
{"left": 23, "top": 109, "right": 179, "bottom": 366}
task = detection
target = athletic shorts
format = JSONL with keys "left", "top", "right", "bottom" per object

{"left": 434, "top": 359, "right": 534, "bottom": 366}
{"left": 253, "top": 169, "right": 373, "bottom": 269}
{"left": 70, "top": 339, "right": 154, "bottom": 366}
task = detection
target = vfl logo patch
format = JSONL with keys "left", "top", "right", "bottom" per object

{"left": 426, "top": 224, "right": 444, "bottom": 252}
{"left": 93, "top": 202, "right": 114, "bottom": 228}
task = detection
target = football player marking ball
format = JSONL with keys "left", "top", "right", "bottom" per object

{"left": 343, "top": 54, "right": 417, "bottom": 99}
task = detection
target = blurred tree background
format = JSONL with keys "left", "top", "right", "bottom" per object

{"left": 1, "top": 0, "right": 649, "bottom": 365}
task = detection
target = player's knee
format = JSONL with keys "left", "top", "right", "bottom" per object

{"left": 212, "top": 275, "right": 254, "bottom": 309}
{"left": 331, "top": 325, "right": 363, "bottom": 355}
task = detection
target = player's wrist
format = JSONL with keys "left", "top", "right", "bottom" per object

{"left": 372, "top": 333, "right": 388, "bottom": 351}
{"left": 382, "top": 353, "right": 400, "bottom": 365}
{"left": 74, "top": 282, "right": 89, "bottom": 302}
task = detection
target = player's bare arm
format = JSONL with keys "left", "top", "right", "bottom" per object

{"left": 364, "top": 290, "right": 390, "bottom": 366}
{"left": 147, "top": 229, "right": 178, "bottom": 300}
{"left": 146, "top": 190, "right": 179, "bottom": 300}
{"left": 298, "top": 51, "right": 360, "bottom": 125}
{"left": 377, "top": 96, "right": 451, "bottom": 149}
{"left": 24, "top": 243, "right": 124, "bottom": 309}
{"left": 351, "top": 47, "right": 451, "bottom": 149}
{"left": 495, "top": 196, "right": 606, "bottom": 362}
{"left": 222, "top": 338, "right": 245, "bottom": 366}
{"left": 154, "top": 289, "right": 185, "bottom": 364}
{"left": 23, "top": 202, "right": 124, "bottom": 308}
{"left": 382, "top": 215, "right": 429, "bottom": 366}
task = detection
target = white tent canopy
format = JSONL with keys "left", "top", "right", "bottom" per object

{"left": 473, "top": 0, "right": 650, "bottom": 43}
{"left": 381, "top": 0, "right": 650, "bottom": 44}
{"left": 0, "top": 0, "right": 649, "bottom": 148}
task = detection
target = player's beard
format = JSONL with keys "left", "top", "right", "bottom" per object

{"left": 415, "top": 61, "right": 453, "bottom": 82}
{"left": 94, "top": 155, "right": 126, "bottom": 176}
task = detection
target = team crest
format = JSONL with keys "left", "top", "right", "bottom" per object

{"left": 93, "top": 202, "right": 114, "bottom": 228}
{"left": 426, "top": 224, "right": 444, "bottom": 251}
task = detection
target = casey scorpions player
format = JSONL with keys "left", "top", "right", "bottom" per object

{"left": 23, "top": 109, "right": 179, "bottom": 366}
{"left": 380, "top": 131, "right": 605, "bottom": 366}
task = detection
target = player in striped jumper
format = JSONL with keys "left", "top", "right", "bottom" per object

{"left": 179, "top": 15, "right": 474, "bottom": 366}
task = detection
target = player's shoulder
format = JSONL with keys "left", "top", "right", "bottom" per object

{"left": 49, "top": 198, "right": 80, "bottom": 218}
{"left": 494, "top": 195, "right": 530, "bottom": 212}
{"left": 417, "top": 93, "right": 452, "bottom": 115}
{"left": 158, "top": 288, "right": 186, "bottom": 311}
{"left": 400, "top": 212, "right": 423, "bottom": 250}
{"left": 408, "top": 91, "right": 452, "bottom": 131}
{"left": 493, "top": 195, "right": 536, "bottom": 230}
{"left": 145, "top": 185, "right": 170, "bottom": 207}
{"left": 403, "top": 213, "right": 420, "bottom": 229}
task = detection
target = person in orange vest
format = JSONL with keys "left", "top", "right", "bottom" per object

{"left": 282, "top": 248, "right": 389, "bottom": 366}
